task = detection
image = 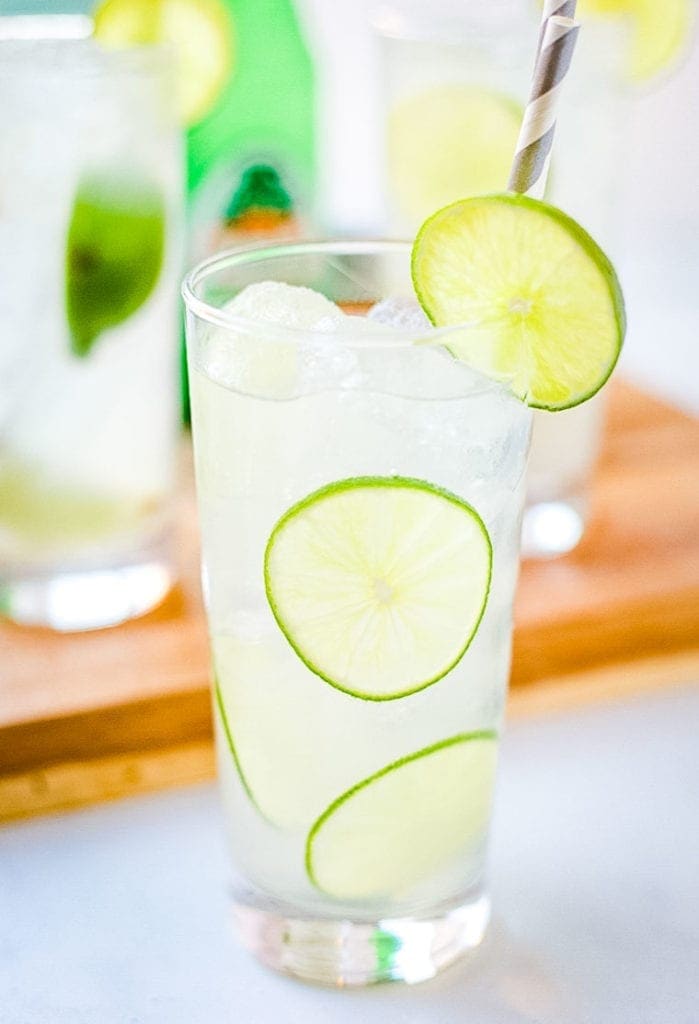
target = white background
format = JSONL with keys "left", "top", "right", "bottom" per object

{"left": 1, "top": 687, "right": 697, "bottom": 1024}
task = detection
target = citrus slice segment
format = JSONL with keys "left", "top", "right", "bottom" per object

{"left": 93, "top": 0, "right": 233, "bottom": 124}
{"left": 306, "top": 732, "right": 498, "bottom": 900}
{"left": 264, "top": 477, "right": 492, "bottom": 701}
{"left": 578, "top": 0, "right": 692, "bottom": 81}
{"left": 412, "top": 193, "right": 625, "bottom": 411}
{"left": 212, "top": 634, "right": 349, "bottom": 830}
{"left": 388, "top": 85, "right": 523, "bottom": 226}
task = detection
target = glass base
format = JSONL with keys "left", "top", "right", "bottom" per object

{"left": 233, "top": 893, "right": 491, "bottom": 987}
{"left": 521, "top": 496, "right": 587, "bottom": 559}
{"left": 0, "top": 548, "right": 173, "bottom": 631}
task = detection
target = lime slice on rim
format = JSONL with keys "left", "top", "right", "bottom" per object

{"left": 306, "top": 732, "right": 498, "bottom": 900}
{"left": 578, "top": 0, "right": 692, "bottom": 81}
{"left": 412, "top": 193, "right": 625, "bottom": 411}
{"left": 264, "top": 476, "right": 492, "bottom": 701}
{"left": 388, "top": 85, "right": 523, "bottom": 227}
{"left": 93, "top": 0, "right": 233, "bottom": 125}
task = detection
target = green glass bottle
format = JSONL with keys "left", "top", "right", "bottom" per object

{"left": 183, "top": 0, "right": 317, "bottom": 419}
{"left": 187, "top": 0, "right": 316, "bottom": 199}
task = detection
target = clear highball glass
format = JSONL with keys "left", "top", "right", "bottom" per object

{"left": 0, "top": 37, "right": 183, "bottom": 629}
{"left": 183, "top": 241, "right": 532, "bottom": 986}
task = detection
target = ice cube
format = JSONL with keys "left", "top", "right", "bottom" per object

{"left": 367, "top": 296, "right": 431, "bottom": 332}
{"left": 202, "top": 282, "right": 359, "bottom": 399}
{"left": 224, "top": 281, "right": 345, "bottom": 332}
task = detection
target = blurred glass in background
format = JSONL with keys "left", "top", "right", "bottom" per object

{"left": 0, "top": 29, "right": 183, "bottom": 631}
{"left": 2, "top": 0, "right": 318, "bottom": 423}
{"left": 615, "top": 2, "right": 699, "bottom": 416}
{"left": 373, "top": 0, "right": 629, "bottom": 557}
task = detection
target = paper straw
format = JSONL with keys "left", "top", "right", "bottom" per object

{"left": 535, "top": 0, "right": 577, "bottom": 63}
{"left": 541, "top": 0, "right": 578, "bottom": 18}
{"left": 508, "top": 15, "right": 580, "bottom": 199}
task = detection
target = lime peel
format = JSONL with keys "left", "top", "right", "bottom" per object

{"left": 214, "top": 677, "right": 259, "bottom": 810}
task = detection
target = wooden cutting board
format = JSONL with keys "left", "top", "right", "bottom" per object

{"left": 1, "top": 381, "right": 698, "bottom": 822}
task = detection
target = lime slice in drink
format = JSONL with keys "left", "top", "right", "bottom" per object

{"left": 264, "top": 476, "right": 492, "bottom": 701}
{"left": 213, "top": 673, "right": 257, "bottom": 809}
{"left": 0, "top": 459, "right": 154, "bottom": 551}
{"left": 66, "top": 173, "right": 165, "bottom": 357}
{"left": 412, "top": 193, "right": 625, "bottom": 411}
{"left": 389, "top": 85, "right": 523, "bottom": 226}
{"left": 306, "top": 732, "right": 498, "bottom": 899}
{"left": 93, "top": 0, "right": 232, "bottom": 124}
{"left": 578, "top": 0, "right": 692, "bottom": 81}
{"left": 212, "top": 634, "right": 347, "bottom": 830}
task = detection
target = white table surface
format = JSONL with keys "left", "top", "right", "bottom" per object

{"left": 1, "top": 686, "right": 697, "bottom": 1024}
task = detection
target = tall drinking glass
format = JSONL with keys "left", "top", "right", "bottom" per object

{"left": 183, "top": 241, "right": 531, "bottom": 985}
{"left": 374, "top": 0, "right": 628, "bottom": 556}
{"left": 0, "top": 38, "right": 182, "bottom": 630}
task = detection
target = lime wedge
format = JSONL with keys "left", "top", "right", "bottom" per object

{"left": 66, "top": 173, "right": 165, "bottom": 357}
{"left": 264, "top": 477, "right": 492, "bottom": 701}
{"left": 412, "top": 193, "right": 625, "bottom": 411}
{"left": 388, "top": 85, "right": 523, "bottom": 226}
{"left": 578, "top": 0, "right": 692, "bottom": 81}
{"left": 306, "top": 732, "right": 498, "bottom": 900}
{"left": 93, "top": 0, "right": 232, "bottom": 125}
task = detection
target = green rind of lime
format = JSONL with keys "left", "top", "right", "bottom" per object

{"left": 213, "top": 649, "right": 314, "bottom": 829}
{"left": 412, "top": 192, "right": 626, "bottom": 411}
{"left": 264, "top": 476, "right": 492, "bottom": 702}
{"left": 306, "top": 731, "right": 498, "bottom": 900}
{"left": 213, "top": 677, "right": 259, "bottom": 810}
{"left": 66, "top": 173, "right": 165, "bottom": 357}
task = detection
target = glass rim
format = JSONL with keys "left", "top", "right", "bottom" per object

{"left": 370, "top": 1, "right": 533, "bottom": 45}
{"left": 181, "top": 238, "right": 480, "bottom": 349}
{"left": 0, "top": 14, "right": 91, "bottom": 40}
{"left": 0, "top": 33, "right": 175, "bottom": 78}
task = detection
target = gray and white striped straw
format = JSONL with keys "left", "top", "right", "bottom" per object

{"left": 535, "top": 0, "right": 578, "bottom": 62}
{"left": 508, "top": 15, "right": 581, "bottom": 199}
{"left": 541, "top": 0, "right": 578, "bottom": 20}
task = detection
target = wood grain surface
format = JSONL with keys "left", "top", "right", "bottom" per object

{"left": 1, "top": 382, "right": 697, "bottom": 821}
